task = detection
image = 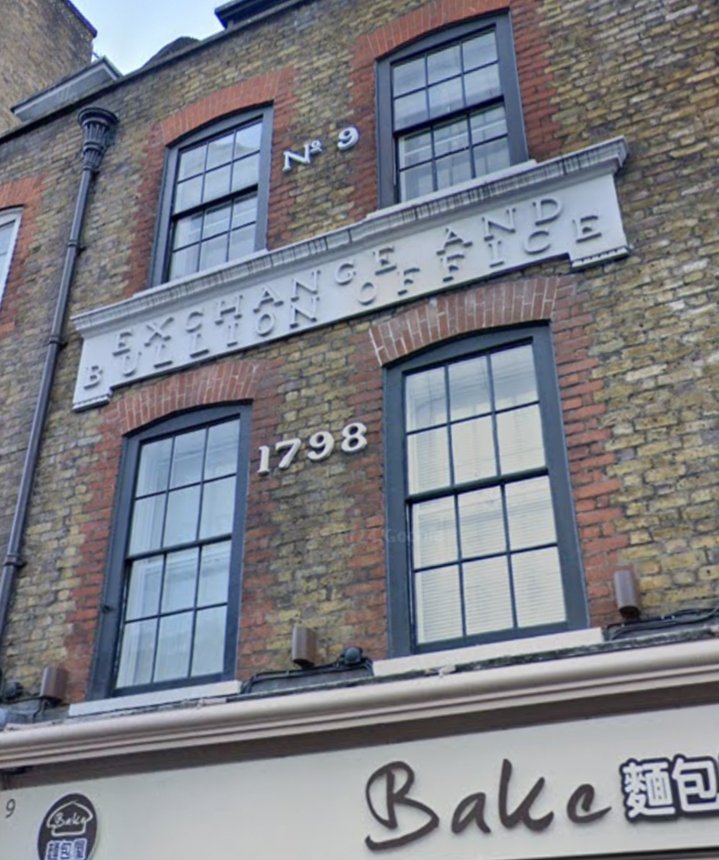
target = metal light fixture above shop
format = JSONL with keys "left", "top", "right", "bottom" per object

{"left": 614, "top": 570, "right": 641, "bottom": 620}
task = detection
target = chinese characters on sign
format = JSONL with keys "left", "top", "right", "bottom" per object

{"left": 621, "top": 755, "right": 719, "bottom": 821}
{"left": 43, "top": 839, "right": 88, "bottom": 860}
{"left": 37, "top": 794, "right": 98, "bottom": 860}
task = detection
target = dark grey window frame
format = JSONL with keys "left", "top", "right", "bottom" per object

{"left": 88, "top": 404, "right": 252, "bottom": 699}
{"left": 149, "top": 107, "right": 273, "bottom": 287}
{"left": 384, "top": 325, "right": 587, "bottom": 656}
{"left": 376, "top": 14, "right": 528, "bottom": 206}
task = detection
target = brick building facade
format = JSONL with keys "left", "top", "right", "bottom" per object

{"left": 0, "top": 1, "right": 717, "bottom": 857}
{"left": 0, "top": 0, "right": 95, "bottom": 133}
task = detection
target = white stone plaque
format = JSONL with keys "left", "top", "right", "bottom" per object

{"left": 73, "top": 139, "right": 629, "bottom": 409}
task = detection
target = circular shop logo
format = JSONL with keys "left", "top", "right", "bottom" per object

{"left": 37, "top": 793, "right": 98, "bottom": 860}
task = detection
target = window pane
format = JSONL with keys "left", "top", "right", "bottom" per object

{"left": 398, "top": 130, "right": 432, "bottom": 169}
{"left": 198, "top": 540, "right": 231, "bottom": 606}
{"left": 462, "top": 32, "right": 497, "bottom": 70}
{"left": 232, "top": 196, "right": 258, "bottom": 228}
{"left": 154, "top": 613, "right": 193, "bottom": 682}
{"left": 178, "top": 145, "right": 206, "bottom": 180}
{"left": 173, "top": 213, "right": 203, "bottom": 249}
{"left": 451, "top": 416, "right": 496, "bottom": 484}
{"left": 427, "top": 45, "right": 461, "bottom": 84}
{"left": 428, "top": 78, "right": 464, "bottom": 119}
{"left": 0, "top": 221, "right": 14, "bottom": 254}
{"left": 406, "top": 367, "right": 446, "bottom": 430}
{"left": 400, "top": 163, "right": 435, "bottom": 200}
{"left": 206, "top": 133, "right": 234, "bottom": 170}
{"left": 434, "top": 119, "right": 469, "bottom": 157}
{"left": 234, "top": 121, "right": 262, "bottom": 157}
{"left": 464, "top": 64, "right": 501, "bottom": 103}
{"left": 136, "top": 438, "right": 172, "bottom": 496}
{"left": 458, "top": 486, "right": 505, "bottom": 558}
{"left": 464, "top": 557, "right": 513, "bottom": 635}
{"left": 393, "top": 57, "right": 425, "bottom": 96}
{"left": 414, "top": 565, "right": 462, "bottom": 644}
{"left": 412, "top": 497, "right": 457, "bottom": 569}
{"left": 199, "top": 234, "right": 229, "bottom": 270}
{"left": 202, "top": 204, "right": 232, "bottom": 240}
{"left": 161, "top": 548, "right": 199, "bottom": 613}
{"left": 163, "top": 485, "right": 201, "bottom": 547}
{"left": 192, "top": 606, "right": 227, "bottom": 676}
{"left": 125, "top": 556, "right": 163, "bottom": 621}
{"left": 116, "top": 619, "right": 156, "bottom": 688}
{"left": 203, "top": 164, "right": 232, "bottom": 202}
{"left": 470, "top": 105, "right": 507, "bottom": 143}
{"left": 493, "top": 345, "right": 538, "bottom": 409}
{"left": 513, "top": 547, "right": 566, "bottom": 627}
{"left": 449, "top": 356, "right": 491, "bottom": 419}
{"left": 436, "top": 151, "right": 473, "bottom": 190}
{"left": 506, "top": 476, "right": 556, "bottom": 550}
{"left": 231, "top": 154, "right": 260, "bottom": 192}
{"left": 473, "top": 138, "right": 511, "bottom": 177}
{"left": 174, "top": 175, "right": 203, "bottom": 212}
{"left": 497, "top": 404, "right": 545, "bottom": 474}
{"left": 394, "top": 91, "right": 428, "bottom": 129}
{"left": 169, "top": 244, "right": 200, "bottom": 280}
{"left": 170, "top": 429, "right": 205, "bottom": 488}
{"left": 229, "top": 225, "right": 256, "bottom": 261}
{"left": 407, "top": 427, "right": 450, "bottom": 494}
{"left": 205, "top": 420, "right": 240, "bottom": 479}
{"left": 128, "top": 494, "right": 166, "bottom": 555}
{"left": 200, "top": 476, "right": 236, "bottom": 539}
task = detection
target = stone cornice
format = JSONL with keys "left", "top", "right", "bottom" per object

{"left": 0, "top": 632, "right": 716, "bottom": 773}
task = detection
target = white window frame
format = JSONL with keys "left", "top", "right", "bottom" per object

{"left": 0, "top": 209, "right": 21, "bottom": 304}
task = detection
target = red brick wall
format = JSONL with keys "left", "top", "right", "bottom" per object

{"left": 0, "top": 176, "right": 44, "bottom": 335}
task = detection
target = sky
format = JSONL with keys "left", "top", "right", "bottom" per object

{"left": 72, "top": 0, "right": 224, "bottom": 74}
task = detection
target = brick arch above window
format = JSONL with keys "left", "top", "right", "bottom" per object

{"left": 157, "top": 70, "right": 292, "bottom": 147}
{"left": 368, "top": 276, "right": 564, "bottom": 367}
{"left": 112, "top": 359, "right": 266, "bottom": 436}
{"left": 353, "top": 0, "right": 510, "bottom": 65}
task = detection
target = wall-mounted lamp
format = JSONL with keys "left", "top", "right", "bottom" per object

{"left": 614, "top": 570, "right": 641, "bottom": 620}
{"left": 291, "top": 625, "right": 319, "bottom": 668}
{"left": 39, "top": 666, "right": 68, "bottom": 704}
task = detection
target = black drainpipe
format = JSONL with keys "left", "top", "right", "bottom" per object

{"left": 0, "top": 106, "right": 118, "bottom": 651}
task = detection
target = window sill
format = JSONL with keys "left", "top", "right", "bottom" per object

{"left": 373, "top": 628, "right": 604, "bottom": 678}
{"left": 369, "top": 159, "right": 538, "bottom": 221}
{"left": 69, "top": 680, "right": 242, "bottom": 718}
